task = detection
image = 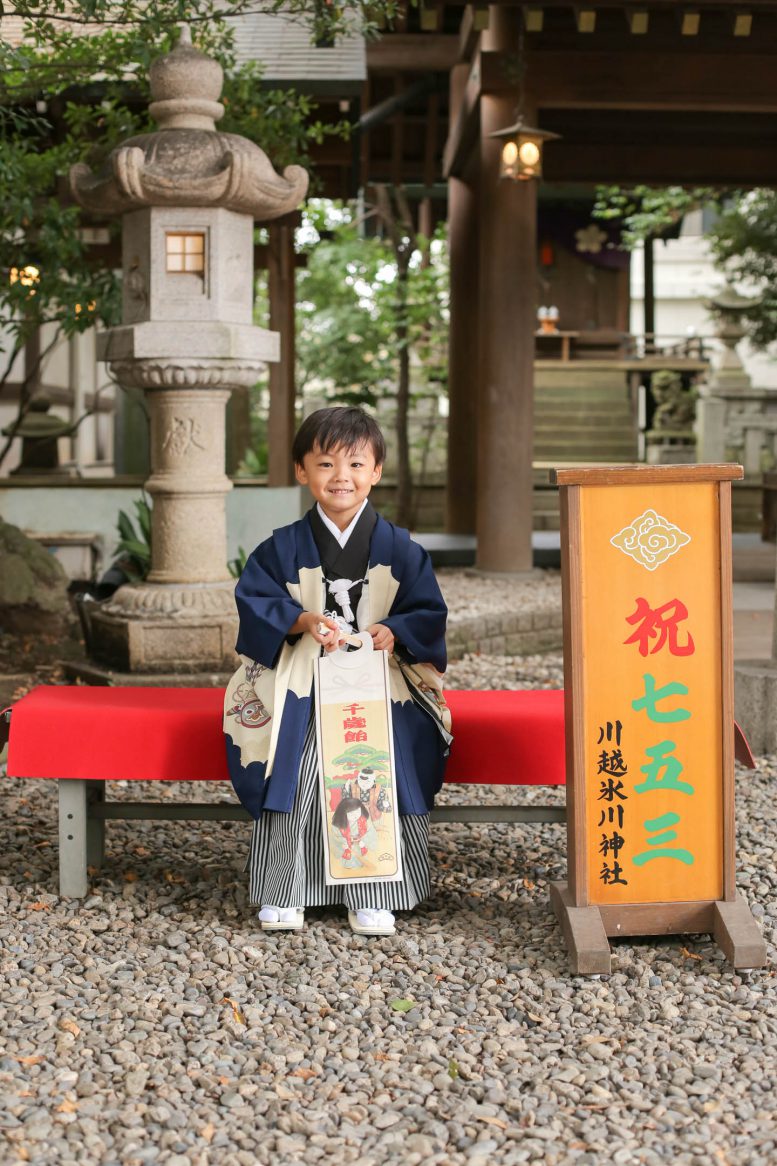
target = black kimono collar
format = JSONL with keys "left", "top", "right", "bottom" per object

{"left": 308, "top": 501, "right": 378, "bottom": 582}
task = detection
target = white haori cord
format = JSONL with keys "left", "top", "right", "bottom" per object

{"left": 327, "top": 577, "right": 362, "bottom": 624}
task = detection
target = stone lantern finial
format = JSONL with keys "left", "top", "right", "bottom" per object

{"left": 148, "top": 23, "right": 225, "bottom": 132}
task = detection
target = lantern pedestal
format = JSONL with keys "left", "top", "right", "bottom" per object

{"left": 88, "top": 360, "right": 270, "bottom": 674}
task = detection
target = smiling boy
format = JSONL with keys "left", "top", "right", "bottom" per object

{"left": 224, "top": 407, "right": 451, "bottom": 937}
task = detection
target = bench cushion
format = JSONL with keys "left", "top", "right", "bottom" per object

{"left": 446, "top": 689, "right": 565, "bottom": 786}
{"left": 6, "top": 685, "right": 566, "bottom": 787}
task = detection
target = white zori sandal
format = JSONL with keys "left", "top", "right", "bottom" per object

{"left": 348, "top": 908, "right": 396, "bottom": 936}
{"left": 258, "top": 906, "right": 305, "bottom": 931}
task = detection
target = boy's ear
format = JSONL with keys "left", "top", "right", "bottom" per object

{"left": 371, "top": 462, "right": 383, "bottom": 485}
{"left": 294, "top": 461, "right": 308, "bottom": 486}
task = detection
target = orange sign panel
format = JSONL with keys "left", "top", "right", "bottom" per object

{"left": 578, "top": 482, "right": 724, "bottom": 905}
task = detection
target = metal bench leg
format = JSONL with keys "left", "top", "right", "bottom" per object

{"left": 59, "top": 780, "right": 89, "bottom": 898}
{"left": 86, "top": 781, "right": 106, "bottom": 870}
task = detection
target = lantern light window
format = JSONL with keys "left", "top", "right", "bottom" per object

{"left": 166, "top": 232, "right": 205, "bottom": 274}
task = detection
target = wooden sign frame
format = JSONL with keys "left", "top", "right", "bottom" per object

{"left": 549, "top": 464, "right": 766, "bottom": 974}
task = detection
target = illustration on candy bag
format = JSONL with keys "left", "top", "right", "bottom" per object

{"left": 331, "top": 797, "right": 372, "bottom": 861}
{"left": 348, "top": 766, "right": 391, "bottom": 821}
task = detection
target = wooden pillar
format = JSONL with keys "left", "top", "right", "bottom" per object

{"left": 446, "top": 172, "right": 479, "bottom": 533}
{"left": 267, "top": 222, "right": 296, "bottom": 485}
{"left": 643, "top": 233, "right": 655, "bottom": 340}
{"left": 476, "top": 6, "right": 536, "bottom": 572}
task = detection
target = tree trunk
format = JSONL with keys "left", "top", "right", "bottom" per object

{"left": 394, "top": 245, "right": 412, "bottom": 527}
{"left": 372, "top": 184, "right": 417, "bottom": 529}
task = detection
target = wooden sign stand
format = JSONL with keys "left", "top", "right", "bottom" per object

{"left": 550, "top": 465, "right": 766, "bottom": 974}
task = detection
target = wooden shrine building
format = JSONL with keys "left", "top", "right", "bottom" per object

{"left": 344, "top": 0, "right": 777, "bottom": 571}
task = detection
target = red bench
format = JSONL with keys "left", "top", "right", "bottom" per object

{"left": 2, "top": 685, "right": 566, "bottom": 896}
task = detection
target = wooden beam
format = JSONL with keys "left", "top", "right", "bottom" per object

{"left": 543, "top": 138, "right": 777, "bottom": 185}
{"left": 446, "top": 43, "right": 777, "bottom": 175}
{"left": 473, "top": 4, "right": 490, "bottom": 30}
{"left": 458, "top": 1, "right": 490, "bottom": 64}
{"left": 443, "top": 53, "right": 482, "bottom": 176}
{"left": 529, "top": 50, "right": 777, "bottom": 112}
{"left": 418, "top": 0, "right": 774, "bottom": 8}
{"left": 627, "top": 9, "right": 649, "bottom": 34}
{"left": 680, "top": 10, "right": 701, "bottom": 35}
{"left": 366, "top": 34, "right": 459, "bottom": 72}
{"left": 734, "top": 12, "right": 753, "bottom": 35}
{"left": 391, "top": 76, "right": 405, "bottom": 187}
{"left": 525, "top": 7, "right": 544, "bottom": 32}
{"left": 458, "top": 5, "right": 480, "bottom": 59}
{"left": 576, "top": 7, "right": 597, "bottom": 33}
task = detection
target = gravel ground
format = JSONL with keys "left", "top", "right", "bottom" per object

{"left": 1, "top": 572, "right": 776, "bottom": 1166}
{"left": 439, "top": 569, "right": 562, "bottom": 624}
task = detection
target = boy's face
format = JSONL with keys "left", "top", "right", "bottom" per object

{"left": 295, "top": 441, "right": 382, "bottom": 530}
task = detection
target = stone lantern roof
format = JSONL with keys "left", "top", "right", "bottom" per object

{"left": 70, "top": 24, "right": 308, "bottom": 220}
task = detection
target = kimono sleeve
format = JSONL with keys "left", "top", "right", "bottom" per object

{"left": 382, "top": 537, "right": 447, "bottom": 673}
{"left": 234, "top": 536, "right": 304, "bottom": 668}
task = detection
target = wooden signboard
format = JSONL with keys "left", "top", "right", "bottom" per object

{"left": 550, "top": 465, "right": 766, "bottom": 974}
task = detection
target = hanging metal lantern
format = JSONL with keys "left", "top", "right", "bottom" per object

{"left": 489, "top": 118, "right": 561, "bottom": 181}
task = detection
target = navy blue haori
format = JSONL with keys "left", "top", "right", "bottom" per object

{"left": 223, "top": 506, "right": 451, "bottom": 821}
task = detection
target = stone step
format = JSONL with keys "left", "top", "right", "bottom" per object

{"left": 535, "top": 432, "right": 638, "bottom": 447}
{"left": 534, "top": 418, "right": 635, "bottom": 434}
{"left": 534, "top": 439, "right": 638, "bottom": 453}
{"left": 535, "top": 396, "right": 635, "bottom": 411}
{"left": 535, "top": 371, "right": 629, "bottom": 391}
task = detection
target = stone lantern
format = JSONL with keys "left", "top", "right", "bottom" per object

{"left": 3, "top": 397, "right": 75, "bottom": 476}
{"left": 70, "top": 26, "right": 308, "bottom": 675}
{"left": 696, "top": 284, "right": 777, "bottom": 473}
{"left": 703, "top": 285, "right": 759, "bottom": 394}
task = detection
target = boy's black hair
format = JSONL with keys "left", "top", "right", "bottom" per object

{"left": 332, "top": 796, "right": 369, "bottom": 830}
{"left": 292, "top": 407, "right": 386, "bottom": 467}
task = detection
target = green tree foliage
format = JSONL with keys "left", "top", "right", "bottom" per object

{"left": 297, "top": 200, "right": 448, "bottom": 402}
{"left": 706, "top": 190, "right": 777, "bottom": 351}
{"left": 295, "top": 197, "right": 449, "bottom": 525}
{"left": 594, "top": 183, "right": 777, "bottom": 351}
{"left": 592, "top": 184, "right": 720, "bottom": 249}
{"left": 0, "top": 0, "right": 394, "bottom": 466}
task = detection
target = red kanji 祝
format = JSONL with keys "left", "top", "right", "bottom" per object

{"left": 624, "top": 597, "right": 695, "bottom": 658}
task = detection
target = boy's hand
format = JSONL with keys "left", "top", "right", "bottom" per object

{"left": 291, "top": 612, "right": 343, "bottom": 652}
{"left": 368, "top": 623, "right": 395, "bottom": 654}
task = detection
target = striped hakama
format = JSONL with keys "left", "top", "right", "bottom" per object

{"left": 248, "top": 718, "right": 430, "bottom": 911}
